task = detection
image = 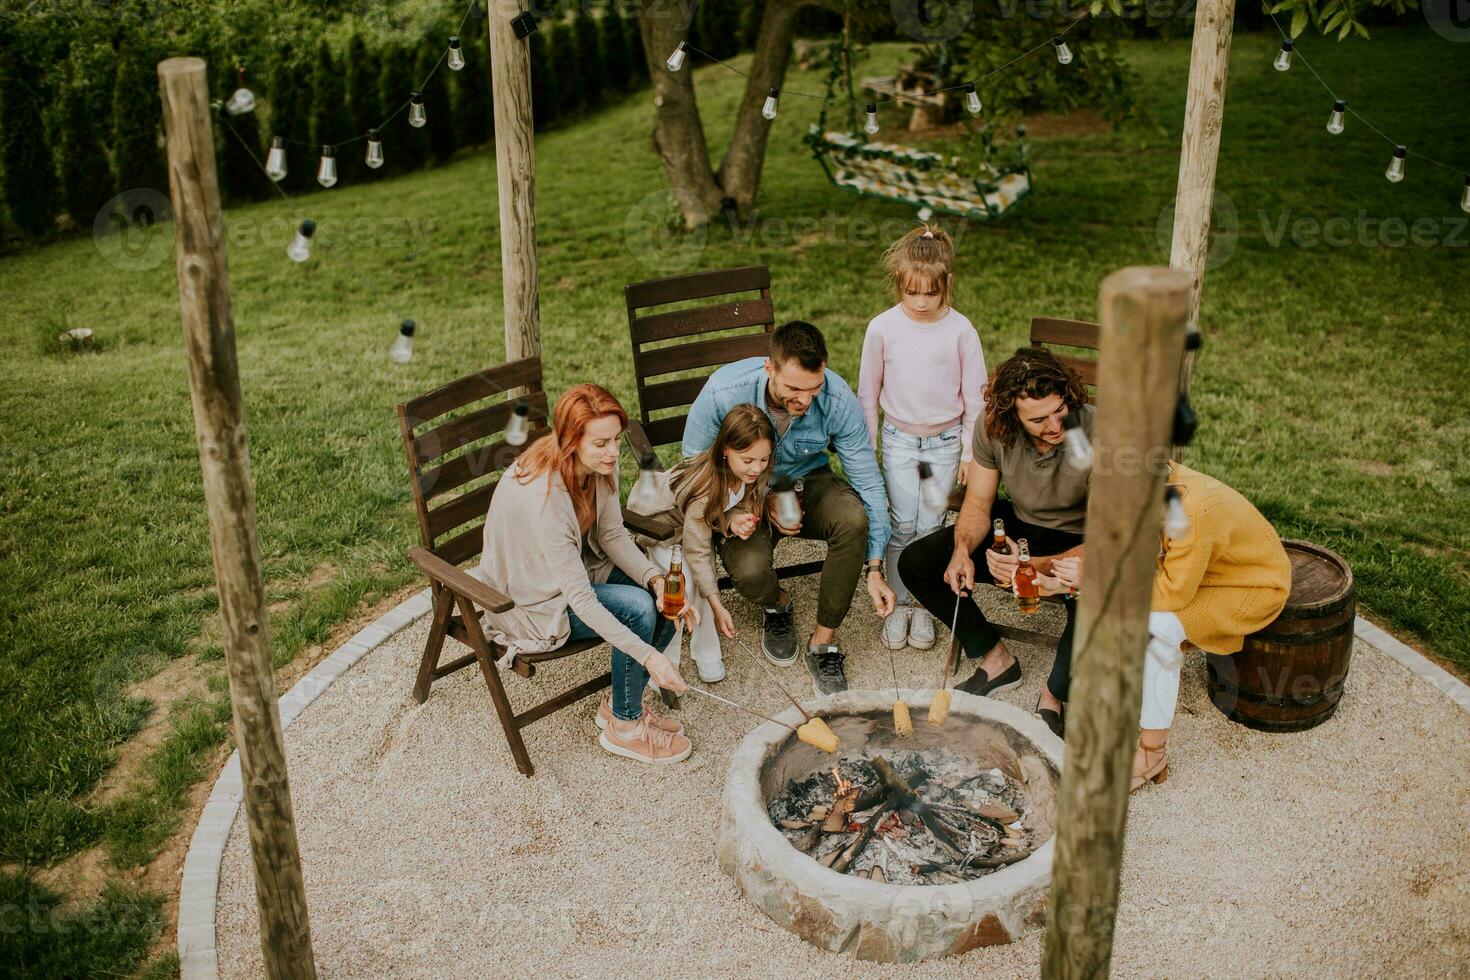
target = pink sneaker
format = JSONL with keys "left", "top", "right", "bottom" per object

{"left": 598, "top": 715, "right": 692, "bottom": 765}
{"left": 596, "top": 693, "right": 684, "bottom": 735}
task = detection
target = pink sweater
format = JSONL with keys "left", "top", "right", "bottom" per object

{"left": 858, "top": 304, "right": 987, "bottom": 461}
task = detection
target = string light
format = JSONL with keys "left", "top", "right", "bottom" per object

{"left": 447, "top": 35, "right": 465, "bottom": 71}
{"left": 1062, "top": 410, "right": 1093, "bottom": 471}
{"left": 761, "top": 88, "right": 779, "bottom": 121}
{"left": 390, "top": 319, "right": 415, "bottom": 363}
{"left": 1385, "top": 145, "right": 1406, "bottom": 183}
{"left": 918, "top": 462, "right": 951, "bottom": 511}
{"left": 1163, "top": 486, "right": 1191, "bottom": 538}
{"left": 510, "top": 11, "right": 538, "bottom": 39}
{"left": 224, "top": 69, "right": 256, "bottom": 116}
{"left": 1274, "top": 38, "right": 1294, "bottom": 72}
{"left": 665, "top": 41, "right": 687, "bottom": 73}
{"left": 963, "top": 82, "right": 981, "bottom": 116}
{"left": 864, "top": 102, "right": 879, "bottom": 136}
{"left": 265, "top": 135, "right": 287, "bottom": 182}
{"left": 626, "top": 451, "right": 664, "bottom": 512}
{"left": 505, "top": 399, "right": 531, "bottom": 446}
{"left": 316, "top": 145, "right": 337, "bottom": 188}
{"left": 366, "top": 129, "right": 384, "bottom": 169}
{"left": 1053, "top": 35, "right": 1073, "bottom": 66}
{"left": 286, "top": 219, "right": 316, "bottom": 263}
{"left": 1462, "top": 175, "right": 1470, "bottom": 215}
{"left": 1326, "top": 99, "right": 1345, "bottom": 135}
{"left": 409, "top": 91, "right": 427, "bottom": 128}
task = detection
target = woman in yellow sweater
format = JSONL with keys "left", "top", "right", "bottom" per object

{"left": 1051, "top": 460, "right": 1291, "bottom": 790}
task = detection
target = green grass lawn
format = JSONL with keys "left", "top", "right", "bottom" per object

{"left": 1, "top": 23, "right": 1467, "bottom": 974}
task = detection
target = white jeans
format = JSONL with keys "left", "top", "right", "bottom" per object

{"left": 880, "top": 422, "right": 963, "bottom": 607}
{"left": 647, "top": 542, "right": 722, "bottom": 677}
{"left": 1141, "top": 610, "right": 1188, "bottom": 730}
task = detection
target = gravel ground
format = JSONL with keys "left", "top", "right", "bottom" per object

{"left": 216, "top": 556, "right": 1470, "bottom": 977}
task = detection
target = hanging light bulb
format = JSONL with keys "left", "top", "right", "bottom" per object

{"left": 761, "top": 88, "right": 779, "bottom": 121}
{"left": 1385, "top": 145, "right": 1406, "bottom": 183}
{"left": 365, "top": 128, "right": 384, "bottom": 169}
{"left": 770, "top": 476, "right": 802, "bottom": 530}
{"left": 316, "top": 145, "right": 337, "bottom": 188}
{"left": 864, "top": 102, "right": 879, "bottom": 136}
{"left": 225, "top": 71, "right": 256, "bottom": 116}
{"left": 504, "top": 399, "right": 532, "bottom": 446}
{"left": 1062, "top": 410, "right": 1094, "bottom": 471}
{"left": 1053, "top": 35, "right": 1073, "bottom": 65}
{"left": 1163, "top": 486, "right": 1191, "bottom": 539}
{"left": 409, "top": 91, "right": 427, "bottom": 128}
{"left": 964, "top": 82, "right": 982, "bottom": 115}
{"left": 390, "top": 319, "right": 415, "bottom": 364}
{"left": 447, "top": 35, "right": 465, "bottom": 71}
{"left": 665, "top": 40, "right": 687, "bottom": 72}
{"left": 286, "top": 219, "right": 316, "bottom": 263}
{"left": 265, "top": 136, "right": 288, "bottom": 182}
{"left": 626, "top": 450, "right": 665, "bottom": 512}
{"left": 1273, "top": 38, "right": 1294, "bottom": 72}
{"left": 918, "top": 462, "right": 952, "bottom": 512}
{"left": 1461, "top": 175, "right": 1470, "bottom": 215}
{"left": 1326, "top": 99, "right": 1346, "bottom": 135}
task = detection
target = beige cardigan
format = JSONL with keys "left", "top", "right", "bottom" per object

{"left": 478, "top": 461, "right": 663, "bottom": 667}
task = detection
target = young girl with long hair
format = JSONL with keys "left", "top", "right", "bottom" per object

{"left": 858, "top": 223, "right": 987, "bottom": 652}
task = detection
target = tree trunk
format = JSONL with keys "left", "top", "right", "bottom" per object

{"left": 716, "top": 0, "right": 806, "bottom": 214}
{"left": 635, "top": 0, "right": 722, "bottom": 228}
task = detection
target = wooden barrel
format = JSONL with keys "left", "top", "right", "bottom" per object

{"left": 1205, "top": 540, "right": 1355, "bottom": 733}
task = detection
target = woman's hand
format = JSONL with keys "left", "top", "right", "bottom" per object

{"left": 651, "top": 575, "right": 700, "bottom": 630}
{"left": 1035, "top": 572, "right": 1068, "bottom": 596}
{"left": 709, "top": 599, "right": 737, "bottom": 639}
{"left": 1050, "top": 556, "right": 1082, "bottom": 592}
{"left": 643, "top": 652, "right": 688, "bottom": 693}
{"left": 729, "top": 512, "right": 759, "bottom": 540}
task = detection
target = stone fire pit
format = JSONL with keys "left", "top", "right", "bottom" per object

{"left": 717, "top": 688, "right": 1064, "bottom": 962}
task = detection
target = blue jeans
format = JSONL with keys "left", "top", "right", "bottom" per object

{"left": 566, "top": 568, "right": 676, "bottom": 721}
{"left": 880, "top": 422, "right": 963, "bottom": 606}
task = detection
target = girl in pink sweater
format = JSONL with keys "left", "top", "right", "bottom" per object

{"left": 858, "top": 225, "right": 987, "bottom": 651}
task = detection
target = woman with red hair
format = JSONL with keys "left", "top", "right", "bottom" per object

{"left": 478, "top": 384, "right": 694, "bottom": 764}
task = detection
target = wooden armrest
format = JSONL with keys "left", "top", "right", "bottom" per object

{"left": 623, "top": 508, "right": 679, "bottom": 542}
{"left": 623, "top": 419, "right": 660, "bottom": 465}
{"left": 407, "top": 547, "right": 514, "bottom": 613}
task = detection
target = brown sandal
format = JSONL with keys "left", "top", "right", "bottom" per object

{"left": 1129, "top": 738, "right": 1168, "bottom": 793}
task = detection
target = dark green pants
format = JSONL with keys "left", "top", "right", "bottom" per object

{"left": 719, "top": 467, "right": 868, "bottom": 631}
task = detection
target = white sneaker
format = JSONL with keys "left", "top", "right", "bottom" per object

{"left": 908, "top": 608, "right": 936, "bottom": 650}
{"left": 882, "top": 607, "right": 912, "bottom": 651}
{"left": 696, "top": 659, "right": 726, "bottom": 683}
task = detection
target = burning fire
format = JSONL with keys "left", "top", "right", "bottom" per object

{"left": 832, "top": 766, "right": 852, "bottom": 797}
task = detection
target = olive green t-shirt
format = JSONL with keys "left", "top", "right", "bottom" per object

{"left": 972, "top": 403, "right": 1094, "bottom": 534}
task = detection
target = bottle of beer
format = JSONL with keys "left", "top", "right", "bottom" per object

{"left": 1013, "top": 538, "right": 1040, "bottom": 615}
{"left": 988, "top": 518, "right": 1011, "bottom": 588}
{"left": 662, "top": 545, "right": 686, "bottom": 621}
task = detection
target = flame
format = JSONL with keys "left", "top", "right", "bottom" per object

{"left": 832, "top": 766, "right": 852, "bottom": 797}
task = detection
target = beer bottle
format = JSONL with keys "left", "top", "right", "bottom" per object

{"left": 988, "top": 518, "right": 1012, "bottom": 588}
{"left": 1013, "top": 538, "right": 1040, "bottom": 615}
{"left": 663, "top": 545, "right": 687, "bottom": 621}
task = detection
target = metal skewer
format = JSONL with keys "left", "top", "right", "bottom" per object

{"left": 683, "top": 684, "right": 800, "bottom": 733}
{"left": 729, "top": 635, "right": 813, "bottom": 722}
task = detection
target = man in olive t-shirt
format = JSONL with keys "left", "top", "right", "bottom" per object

{"left": 896, "top": 349, "right": 1092, "bottom": 737}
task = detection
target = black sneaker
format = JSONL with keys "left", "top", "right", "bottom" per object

{"left": 805, "top": 643, "right": 848, "bottom": 696}
{"left": 762, "top": 604, "right": 798, "bottom": 666}
{"left": 956, "top": 658, "right": 1022, "bottom": 697}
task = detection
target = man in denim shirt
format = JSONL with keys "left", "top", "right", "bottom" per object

{"left": 683, "top": 321, "right": 896, "bottom": 694}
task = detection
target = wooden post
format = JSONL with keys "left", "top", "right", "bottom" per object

{"left": 157, "top": 57, "right": 316, "bottom": 980}
{"left": 486, "top": 0, "right": 541, "bottom": 366}
{"left": 1041, "top": 267, "right": 1191, "bottom": 979}
{"left": 1168, "top": 0, "right": 1236, "bottom": 393}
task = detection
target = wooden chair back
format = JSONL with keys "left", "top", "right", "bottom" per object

{"left": 396, "top": 357, "right": 551, "bottom": 568}
{"left": 624, "top": 265, "right": 776, "bottom": 452}
{"left": 1028, "top": 316, "right": 1101, "bottom": 401}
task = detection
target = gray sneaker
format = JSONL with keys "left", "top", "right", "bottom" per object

{"left": 805, "top": 643, "right": 848, "bottom": 696}
{"left": 762, "top": 603, "right": 798, "bottom": 666}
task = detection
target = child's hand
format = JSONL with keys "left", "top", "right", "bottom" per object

{"left": 729, "top": 513, "right": 759, "bottom": 540}
{"left": 709, "top": 600, "right": 737, "bottom": 638}
{"left": 955, "top": 464, "right": 969, "bottom": 487}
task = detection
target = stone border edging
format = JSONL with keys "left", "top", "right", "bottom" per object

{"left": 177, "top": 587, "right": 433, "bottom": 980}
{"left": 176, "top": 604, "right": 1468, "bottom": 978}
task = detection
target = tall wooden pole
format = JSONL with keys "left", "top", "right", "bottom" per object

{"left": 1041, "top": 267, "right": 1191, "bottom": 978}
{"left": 486, "top": 0, "right": 541, "bottom": 365}
{"left": 157, "top": 57, "right": 316, "bottom": 980}
{"left": 1169, "top": 0, "right": 1236, "bottom": 393}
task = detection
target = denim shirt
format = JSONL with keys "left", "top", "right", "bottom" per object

{"left": 682, "top": 357, "right": 891, "bottom": 560}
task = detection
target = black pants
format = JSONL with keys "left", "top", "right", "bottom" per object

{"left": 896, "top": 499, "right": 1084, "bottom": 701}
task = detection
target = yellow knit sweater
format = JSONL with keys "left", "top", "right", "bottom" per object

{"left": 1152, "top": 462, "right": 1292, "bottom": 654}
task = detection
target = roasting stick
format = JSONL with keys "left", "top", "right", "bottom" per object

{"left": 929, "top": 591, "right": 967, "bottom": 725}
{"left": 683, "top": 685, "right": 839, "bottom": 754}
{"left": 728, "top": 636, "right": 841, "bottom": 753}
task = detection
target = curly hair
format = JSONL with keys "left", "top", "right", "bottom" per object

{"left": 982, "top": 348, "right": 1089, "bottom": 448}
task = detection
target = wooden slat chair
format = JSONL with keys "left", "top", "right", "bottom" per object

{"left": 624, "top": 265, "right": 824, "bottom": 588}
{"left": 986, "top": 315, "right": 1101, "bottom": 648}
{"left": 397, "top": 356, "right": 670, "bottom": 777}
